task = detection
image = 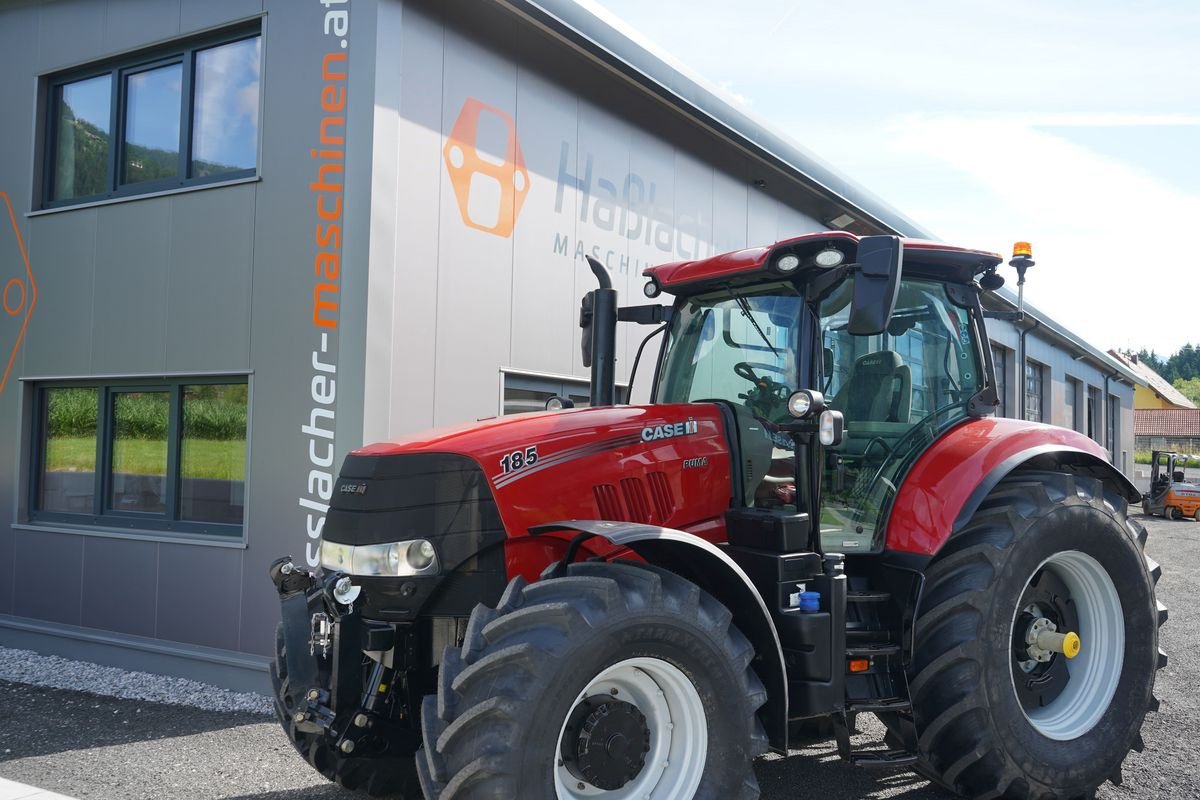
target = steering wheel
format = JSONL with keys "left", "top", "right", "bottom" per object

{"left": 734, "top": 361, "right": 787, "bottom": 386}
{"left": 733, "top": 362, "right": 791, "bottom": 423}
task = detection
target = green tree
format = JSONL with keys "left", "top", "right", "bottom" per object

{"left": 1174, "top": 377, "right": 1200, "bottom": 407}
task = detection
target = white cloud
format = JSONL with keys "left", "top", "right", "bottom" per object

{"left": 880, "top": 113, "right": 1200, "bottom": 354}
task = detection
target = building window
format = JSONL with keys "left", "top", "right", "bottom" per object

{"left": 33, "top": 379, "right": 247, "bottom": 535}
{"left": 1107, "top": 395, "right": 1120, "bottom": 455}
{"left": 991, "top": 345, "right": 1007, "bottom": 417}
{"left": 501, "top": 371, "right": 627, "bottom": 415}
{"left": 1087, "top": 386, "right": 1100, "bottom": 440}
{"left": 1065, "top": 377, "right": 1079, "bottom": 431}
{"left": 44, "top": 26, "right": 261, "bottom": 207}
{"left": 1024, "top": 360, "right": 1044, "bottom": 422}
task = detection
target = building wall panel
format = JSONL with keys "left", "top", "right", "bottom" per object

{"left": 430, "top": 28, "right": 518, "bottom": 426}
{"left": 91, "top": 201, "right": 171, "bottom": 375}
{"left": 180, "top": 0, "right": 262, "bottom": 33}
{"left": 12, "top": 530, "right": 83, "bottom": 626}
{"left": 81, "top": 537, "right": 158, "bottom": 638}
{"left": 24, "top": 210, "right": 98, "bottom": 376}
{"left": 507, "top": 72, "right": 579, "bottom": 382}
{"left": 157, "top": 543, "right": 241, "bottom": 651}
{"left": 36, "top": 0, "right": 107, "bottom": 71}
{"left": 165, "top": 185, "right": 254, "bottom": 372}
{"left": 103, "top": 0, "right": 181, "bottom": 54}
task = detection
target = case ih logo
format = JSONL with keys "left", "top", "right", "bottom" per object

{"left": 0, "top": 192, "right": 34, "bottom": 396}
{"left": 443, "top": 98, "right": 529, "bottom": 238}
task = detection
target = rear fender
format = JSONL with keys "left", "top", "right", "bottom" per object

{"left": 952, "top": 446, "right": 1141, "bottom": 534}
{"left": 887, "top": 417, "right": 1140, "bottom": 557}
{"left": 530, "top": 520, "right": 789, "bottom": 754}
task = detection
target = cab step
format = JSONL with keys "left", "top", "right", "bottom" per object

{"left": 846, "top": 697, "right": 911, "bottom": 714}
{"left": 846, "top": 643, "right": 901, "bottom": 658}
{"left": 846, "top": 590, "right": 891, "bottom": 603}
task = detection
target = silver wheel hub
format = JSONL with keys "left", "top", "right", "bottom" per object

{"left": 555, "top": 657, "right": 707, "bottom": 799}
{"left": 1009, "top": 550, "right": 1125, "bottom": 741}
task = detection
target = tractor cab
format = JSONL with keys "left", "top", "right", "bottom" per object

{"left": 1143, "top": 449, "right": 1200, "bottom": 520}
{"left": 645, "top": 233, "right": 999, "bottom": 554}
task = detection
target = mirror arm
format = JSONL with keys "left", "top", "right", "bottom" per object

{"left": 617, "top": 305, "right": 674, "bottom": 325}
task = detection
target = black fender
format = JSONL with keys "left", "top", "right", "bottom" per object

{"left": 530, "top": 519, "right": 789, "bottom": 754}
{"left": 951, "top": 445, "right": 1143, "bottom": 536}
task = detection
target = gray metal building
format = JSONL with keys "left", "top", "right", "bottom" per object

{"left": 0, "top": 0, "right": 1141, "bottom": 690}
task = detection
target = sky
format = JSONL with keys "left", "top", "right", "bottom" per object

{"left": 589, "top": 0, "right": 1200, "bottom": 357}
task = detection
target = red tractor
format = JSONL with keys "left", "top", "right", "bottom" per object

{"left": 270, "top": 232, "right": 1165, "bottom": 800}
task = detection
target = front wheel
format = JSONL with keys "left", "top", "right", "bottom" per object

{"left": 908, "top": 472, "right": 1165, "bottom": 800}
{"left": 415, "top": 561, "right": 768, "bottom": 799}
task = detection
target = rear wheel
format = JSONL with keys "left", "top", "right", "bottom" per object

{"left": 415, "top": 560, "right": 768, "bottom": 799}
{"left": 270, "top": 624, "right": 420, "bottom": 797}
{"left": 908, "top": 472, "right": 1165, "bottom": 799}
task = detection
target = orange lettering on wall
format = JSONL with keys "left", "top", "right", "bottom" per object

{"left": 315, "top": 252, "right": 340, "bottom": 280}
{"left": 321, "top": 52, "right": 348, "bottom": 80}
{"left": 316, "top": 223, "right": 341, "bottom": 249}
{"left": 321, "top": 85, "right": 345, "bottom": 113}
{"left": 313, "top": 282, "right": 339, "bottom": 329}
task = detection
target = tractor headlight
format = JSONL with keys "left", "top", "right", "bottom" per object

{"left": 320, "top": 539, "right": 441, "bottom": 577}
{"left": 787, "top": 389, "right": 825, "bottom": 419}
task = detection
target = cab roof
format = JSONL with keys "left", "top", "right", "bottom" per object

{"left": 643, "top": 232, "right": 1003, "bottom": 292}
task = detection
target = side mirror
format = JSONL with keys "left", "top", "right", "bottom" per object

{"left": 848, "top": 235, "right": 903, "bottom": 336}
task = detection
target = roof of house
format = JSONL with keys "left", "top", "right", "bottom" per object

{"left": 1134, "top": 408, "right": 1200, "bottom": 438}
{"left": 1108, "top": 350, "right": 1196, "bottom": 409}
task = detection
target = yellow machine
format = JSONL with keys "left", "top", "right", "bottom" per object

{"left": 1143, "top": 450, "right": 1200, "bottom": 520}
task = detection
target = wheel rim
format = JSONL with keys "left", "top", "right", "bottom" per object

{"left": 555, "top": 657, "right": 707, "bottom": 799}
{"left": 1009, "top": 550, "right": 1125, "bottom": 741}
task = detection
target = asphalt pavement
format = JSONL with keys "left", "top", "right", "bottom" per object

{"left": 1, "top": 514, "right": 1196, "bottom": 800}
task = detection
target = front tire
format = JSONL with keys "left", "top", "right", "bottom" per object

{"left": 908, "top": 472, "right": 1165, "bottom": 799}
{"left": 416, "top": 561, "right": 768, "bottom": 799}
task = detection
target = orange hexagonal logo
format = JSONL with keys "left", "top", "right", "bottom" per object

{"left": 0, "top": 191, "right": 35, "bottom": 396}
{"left": 443, "top": 98, "right": 529, "bottom": 238}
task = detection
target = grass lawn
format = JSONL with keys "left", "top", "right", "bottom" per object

{"left": 47, "top": 437, "right": 246, "bottom": 481}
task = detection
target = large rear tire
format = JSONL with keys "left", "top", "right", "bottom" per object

{"left": 415, "top": 560, "right": 768, "bottom": 799}
{"left": 908, "top": 472, "right": 1165, "bottom": 799}
{"left": 270, "top": 624, "right": 421, "bottom": 797}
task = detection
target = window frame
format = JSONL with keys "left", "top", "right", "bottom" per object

{"left": 40, "top": 24, "right": 261, "bottom": 210}
{"left": 30, "top": 376, "right": 248, "bottom": 537}
{"left": 1024, "top": 359, "right": 1045, "bottom": 422}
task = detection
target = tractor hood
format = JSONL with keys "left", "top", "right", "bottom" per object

{"left": 352, "top": 403, "right": 736, "bottom": 545}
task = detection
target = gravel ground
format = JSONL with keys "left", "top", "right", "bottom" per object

{"left": 0, "top": 514, "right": 1196, "bottom": 800}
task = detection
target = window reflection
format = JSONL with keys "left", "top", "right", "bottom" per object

{"left": 180, "top": 384, "right": 247, "bottom": 524}
{"left": 192, "top": 37, "right": 261, "bottom": 178}
{"left": 40, "top": 388, "right": 98, "bottom": 513}
{"left": 52, "top": 75, "right": 111, "bottom": 201}
{"left": 123, "top": 63, "right": 182, "bottom": 185}
{"left": 110, "top": 392, "right": 169, "bottom": 513}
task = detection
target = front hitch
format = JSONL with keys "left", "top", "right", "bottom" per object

{"left": 270, "top": 558, "right": 364, "bottom": 737}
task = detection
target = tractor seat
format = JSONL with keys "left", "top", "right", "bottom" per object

{"left": 830, "top": 351, "right": 912, "bottom": 424}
